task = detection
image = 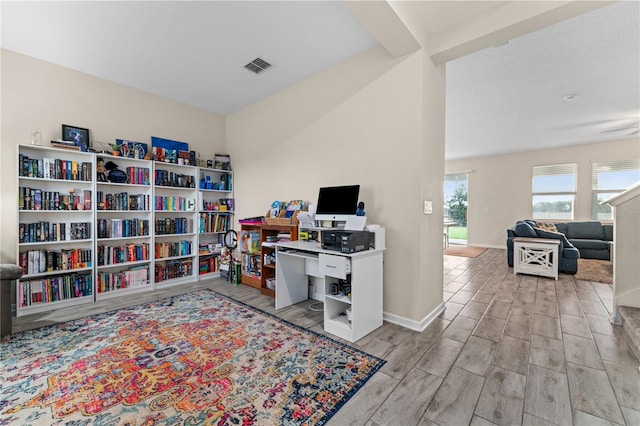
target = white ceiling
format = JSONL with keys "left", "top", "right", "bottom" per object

{"left": 2, "top": 1, "right": 639, "bottom": 160}
{"left": 0, "top": 1, "right": 378, "bottom": 115}
{"left": 444, "top": 0, "right": 640, "bottom": 160}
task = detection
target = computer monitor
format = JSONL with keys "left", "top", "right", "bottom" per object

{"left": 314, "top": 185, "right": 360, "bottom": 223}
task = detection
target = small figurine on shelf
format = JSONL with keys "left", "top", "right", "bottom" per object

{"left": 96, "top": 157, "right": 108, "bottom": 182}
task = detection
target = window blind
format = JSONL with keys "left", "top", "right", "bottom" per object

{"left": 532, "top": 163, "right": 577, "bottom": 193}
{"left": 591, "top": 160, "right": 640, "bottom": 190}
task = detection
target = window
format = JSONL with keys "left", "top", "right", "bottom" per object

{"left": 444, "top": 173, "right": 468, "bottom": 244}
{"left": 591, "top": 160, "right": 640, "bottom": 220}
{"left": 532, "top": 163, "right": 577, "bottom": 220}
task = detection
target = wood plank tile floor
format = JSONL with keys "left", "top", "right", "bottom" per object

{"left": 11, "top": 248, "right": 640, "bottom": 425}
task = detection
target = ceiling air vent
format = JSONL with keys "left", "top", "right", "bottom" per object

{"left": 244, "top": 57, "right": 272, "bottom": 74}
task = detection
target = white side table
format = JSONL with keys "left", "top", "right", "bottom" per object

{"left": 513, "top": 237, "right": 560, "bottom": 280}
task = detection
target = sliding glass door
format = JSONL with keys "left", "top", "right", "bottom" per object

{"left": 444, "top": 173, "right": 468, "bottom": 245}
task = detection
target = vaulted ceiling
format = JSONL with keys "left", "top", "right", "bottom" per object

{"left": 2, "top": 1, "right": 638, "bottom": 160}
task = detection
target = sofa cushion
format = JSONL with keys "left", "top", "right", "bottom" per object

{"left": 534, "top": 227, "right": 574, "bottom": 248}
{"left": 566, "top": 222, "right": 604, "bottom": 240}
{"left": 514, "top": 221, "right": 537, "bottom": 238}
{"left": 554, "top": 222, "right": 568, "bottom": 235}
{"left": 570, "top": 239, "right": 611, "bottom": 251}
{"left": 603, "top": 224, "right": 613, "bottom": 242}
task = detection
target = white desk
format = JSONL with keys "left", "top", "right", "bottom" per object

{"left": 275, "top": 240, "right": 384, "bottom": 342}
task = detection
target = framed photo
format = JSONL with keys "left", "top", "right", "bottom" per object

{"left": 116, "top": 139, "right": 148, "bottom": 159}
{"left": 62, "top": 124, "right": 90, "bottom": 151}
{"left": 214, "top": 153, "right": 231, "bottom": 170}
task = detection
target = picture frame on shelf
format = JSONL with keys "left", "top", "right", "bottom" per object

{"left": 178, "top": 150, "right": 191, "bottom": 165}
{"left": 62, "top": 124, "right": 90, "bottom": 151}
{"left": 115, "top": 139, "right": 148, "bottom": 159}
{"left": 214, "top": 154, "right": 231, "bottom": 170}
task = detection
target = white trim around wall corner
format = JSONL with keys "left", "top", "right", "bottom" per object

{"left": 444, "top": 169, "right": 474, "bottom": 175}
{"left": 383, "top": 301, "right": 446, "bottom": 332}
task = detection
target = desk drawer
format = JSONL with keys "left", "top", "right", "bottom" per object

{"left": 319, "top": 253, "right": 351, "bottom": 279}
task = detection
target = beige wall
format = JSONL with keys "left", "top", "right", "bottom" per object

{"left": 227, "top": 45, "right": 446, "bottom": 326}
{"left": 2, "top": 46, "right": 447, "bottom": 327}
{"left": 0, "top": 49, "right": 226, "bottom": 262}
{"left": 3, "top": 45, "right": 636, "bottom": 328}
{"left": 445, "top": 138, "right": 640, "bottom": 248}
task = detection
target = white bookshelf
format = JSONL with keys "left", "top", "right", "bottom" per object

{"left": 15, "top": 147, "right": 236, "bottom": 316}
{"left": 196, "top": 167, "right": 234, "bottom": 278}
{"left": 95, "top": 155, "right": 153, "bottom": 300}
{"left": 16, "top": 145, "right": 96, "bottom": 316}
{"left": 153, "top": 162, "right": 198, "bottom": 287}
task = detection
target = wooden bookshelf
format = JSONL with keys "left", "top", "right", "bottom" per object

{"left": 260, "top": 224, "right": 298, "bottom": 297}
{"left": 239, "top": 222, "right": 298, "bottom": 295}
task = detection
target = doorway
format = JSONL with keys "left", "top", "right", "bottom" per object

{"left": 444, "top": 173, "right": 468, "bottom": 245}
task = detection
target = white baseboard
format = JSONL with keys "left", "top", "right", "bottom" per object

{"left": 467, "top": 243, "right": 505, "bottom": 249}
{"left": 383, "top": 301, "right": 446, "bottom": 332}
{"left": 615, "top": 288, "right": 640, "bottom": 310}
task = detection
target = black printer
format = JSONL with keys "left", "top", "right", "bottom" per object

{"left": 322, "top": 230, "right": 370, "bottom": 253}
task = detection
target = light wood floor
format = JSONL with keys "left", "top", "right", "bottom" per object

{"left": 11, "top": 248, "right": 640, "bottom": 425}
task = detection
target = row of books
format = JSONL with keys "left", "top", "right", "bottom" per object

{"left": 199, "top": 256, "right": 220, "bottom": 275}
{"left": 154, "top": 169, "right": 195, "bottom": 188}
{"left": 155, "top": 240, "right": 192, "bottom": 259}
{"left": 240, "top": 231, "right": 261, "bottom": 254}
{"left": 123, "top": 166, "right": 151, "bottom": 185}
{"left": 18, "top": 273, "right": 93, "bottom": 307}
{"left": 97, "top": 192, "right": 150, "bottom": 211}
{"left": 154, "top": 196, "right": 196, "bottom": 211}
{"left": 19, "top": 155, "right": 92, "bottom": 182}
{"left": 242, "top": 252, "right": 261, "bottom": 277}
{"left": 97, "top": 218, "right": 150, "bottom": 239}
{"left": 96, "top": 266, "right": 150, "bottom": 293}
{"left": 19, "top": 221, "right": 91, "bottom": 243}
{"left": 199, "top": 213, "right": 231, "bottom": 234}
{"left": 202, "top": 198, "right": 235, "bottom": 212}
{"left": 19, "top": 249, "right": 92, "bottom": 276}
{"left": 155, "top": 217, "right": 193, "bottom": 235}
{"left": 97, "top": 243, "right": 150, "bottom": 266}
{"left": 155, "top": 259, "right": 193, "bottom": 283}
{"left": 199, "top": 242, "right": 222, "bottom": 256}
{"left": 19, "top": 187, "right": 92, "bottom": 211}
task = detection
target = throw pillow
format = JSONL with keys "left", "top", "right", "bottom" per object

{"left": 536, "top": 222, "right": 558, "bottom": 232}
{"left": 534, "top": 227, "right": 574, "bottom": 248}
{"left": 514, "top": 221, "right": 537, "bottom": 238}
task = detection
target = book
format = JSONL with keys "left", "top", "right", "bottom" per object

{"left": 213, "top": 154, "right": 231, "bottom": 170}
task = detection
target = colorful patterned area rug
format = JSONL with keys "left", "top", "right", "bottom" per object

{"left": 0, "top": 290, "right": 385, "bottom": 425}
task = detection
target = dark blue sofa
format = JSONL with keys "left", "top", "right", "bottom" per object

{"left": 506, "top": 220, "right": 613, "bottom": 275}
{"left": 507, "top": 221, "right": 574, "bottom": 274}
{"left": 553, "top": 221, "right": 613, "bottom": 260}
